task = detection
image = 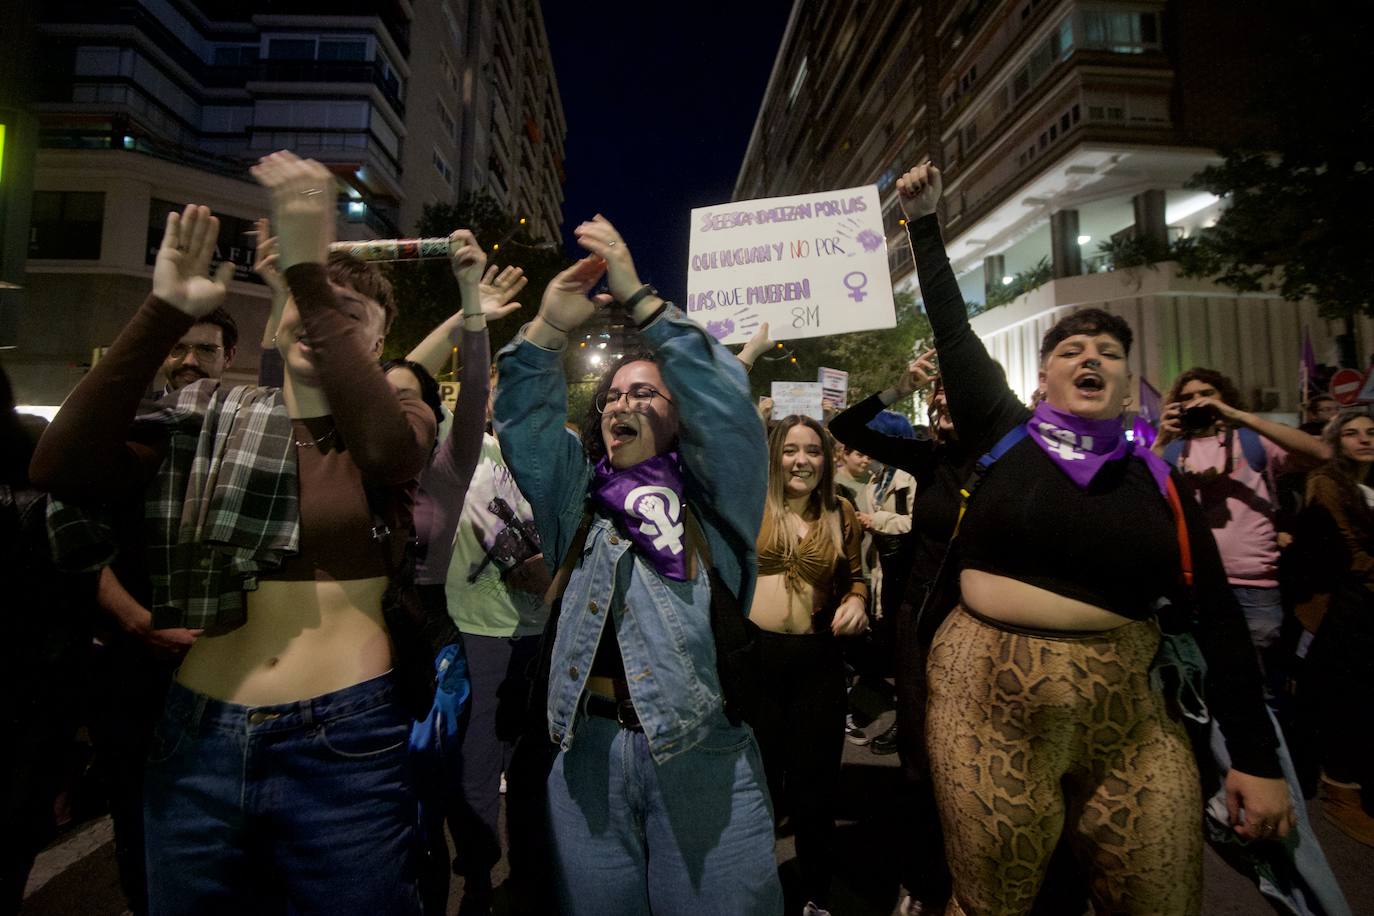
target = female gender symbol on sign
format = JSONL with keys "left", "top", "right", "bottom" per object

{"left": 843, "top": 271, "right": 869, "bottom": 302}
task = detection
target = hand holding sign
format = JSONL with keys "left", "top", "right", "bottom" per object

{"left": 896, "top": 161, "right": 942, "bottom": 221}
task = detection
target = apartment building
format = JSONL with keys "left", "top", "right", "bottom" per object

{"left": 7, "top": 0, "right": 565, "bottom": 406}
{"left": 737, "top": 0, "right": 1349, "bottom": 410}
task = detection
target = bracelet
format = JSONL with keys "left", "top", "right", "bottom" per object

{"left": 620, "top": 284, "right": 658, "bottom": 313}
{"left": 539, "top": 314, "right": 572, "bottom": 335}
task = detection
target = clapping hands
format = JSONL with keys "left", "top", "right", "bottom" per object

{"left": 153, "top": 204, "right": 235, "bottom": 318}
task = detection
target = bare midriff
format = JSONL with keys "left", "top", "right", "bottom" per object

{"left": 175, "top": 576, "right": 393, "bottom": 706}
{"left": 749, "top": 572, "right": 818, "bottom": 635}
{"left": 960, "top": 569, "right": 1134, "bottom": 631}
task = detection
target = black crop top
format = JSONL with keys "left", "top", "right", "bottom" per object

{"left": 907, "top": 213, "right": 1280, "bottom": 777}
{"left": 959, "top": 438, "right": 1179, "bottom": 619}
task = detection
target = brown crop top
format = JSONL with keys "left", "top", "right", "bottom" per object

{"left": 260, "top": 417, "right": 413, "bottom": 581}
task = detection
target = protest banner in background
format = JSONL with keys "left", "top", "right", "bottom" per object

{"left": 818, "top": 366, "right": 849, "bottom": 408}
{"left": 770, "top": 381, "right": 825, "bottom": 420}
{"left": 686, "top": 185, "right": 897, "bottom": 345}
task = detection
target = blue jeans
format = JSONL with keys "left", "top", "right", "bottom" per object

{"left": 144, "top": 674, "right": 421, "bottom": 916}
{"left": 1232, "top": 585, "right": 1287, "bottom": 705}
{"left": 546, "top": 705, "right": 782, "bottom": 916}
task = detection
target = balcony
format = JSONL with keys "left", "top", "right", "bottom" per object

{"left": 255, "top": 59, "right": 405, "bottom": 118}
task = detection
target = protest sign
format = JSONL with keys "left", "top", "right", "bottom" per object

{"left": 770, "top": 381, "right": 825, "bottom": 420}
{"left": 818, "top": 367, "right": 849, "bottom": 409}
{"left": 686, "top": 185, "right": 897, "bottom": 345}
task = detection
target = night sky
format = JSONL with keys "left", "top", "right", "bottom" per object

{"left": 539, "top": 1, "right": 793, "bottom": 298}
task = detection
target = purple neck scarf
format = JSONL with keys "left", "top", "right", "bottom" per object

{"left": 592, "top": 451, "right": 689, "bottom": 581}
{"left": 1027, "top": 402, "right": 1172, "bottom": 497}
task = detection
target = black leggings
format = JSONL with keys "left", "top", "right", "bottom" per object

{"left": 750, "top": 629, "right": 846, "bottom": 907}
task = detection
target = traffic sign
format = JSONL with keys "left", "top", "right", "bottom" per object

{"left": 1330, "top": 368, "right": 1365, "bottom": 405}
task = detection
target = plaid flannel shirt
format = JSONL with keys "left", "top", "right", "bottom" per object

{"left": 48, "top": 380, "right": 299, "bottom": 632}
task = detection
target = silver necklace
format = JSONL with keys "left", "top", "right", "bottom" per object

{"left": 295, "top": 426, "right": 338, "bottom": 449}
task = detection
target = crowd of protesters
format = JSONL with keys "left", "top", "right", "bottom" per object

{"left": 1, "top": 149, "right": 1367, "bottom": 916}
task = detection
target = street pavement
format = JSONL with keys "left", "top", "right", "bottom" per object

{"left": 22, "top": 708, "right": 1374, "bottom": 915}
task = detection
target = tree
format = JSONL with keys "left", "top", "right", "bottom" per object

{"left": 384, "top": 193, "right": 568, "bottom": 368}
{"left": 746, "top": 288, "right": 931, "bottom": 418}
{"left": 1175, "top": 20, "right": 1374, "bottom": 327}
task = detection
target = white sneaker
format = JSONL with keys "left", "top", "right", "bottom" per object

{"left": 845, "top": 714, "right": 872, "bottom": 746}
{"left": 802, "top": 903, "right": 832, "bottom": 916}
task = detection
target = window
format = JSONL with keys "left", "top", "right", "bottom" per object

{"left": 29, "top": 191, "right": 104, "bottom": 259}
{"left": 1081, "top": 11, "right": 1162, "bottom": 53}
{"left": 267, "top": 38, "right": 315, "bottom": 60}
{"left": 212, "top": 44, "right": 259, "bottom": 66}
{"left": 318, "top": 39, "right": 366, "bottom": 61}
{"left": 432, "top": 148, "right": 453, "bottom": 185}
{"left": 436, "top": 99, "right": 456, "bottom": 140}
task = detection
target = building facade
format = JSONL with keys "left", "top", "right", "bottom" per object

{"left": 7, "top": 0, "right": 565, "bottom": 406}
{"left": 736, "top": 0, "right": 1349, "bottom": 409}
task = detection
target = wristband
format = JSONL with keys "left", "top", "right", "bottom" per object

{"left": 635, "top": 302, "right": 669, "bottom": 329}
{"left": 539, "top": 315, "right": 572, "bottom": 335}
{"left": 620, "top": 284, "right": 658, "bottom": 313}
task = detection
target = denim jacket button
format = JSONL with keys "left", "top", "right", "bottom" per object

{"left": 588, "top": 600, "right": 599, "bottom": 614}
{"left": 568, "top": 665, "right": 579, "bottom": 679}
{"left": 608, "top": 534, "right": 621, "bottom": 545}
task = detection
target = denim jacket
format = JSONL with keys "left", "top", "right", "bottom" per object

{"left": 493, "top": 304, "right": 766, "bottom": 763}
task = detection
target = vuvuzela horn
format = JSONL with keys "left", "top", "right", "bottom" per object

{"left": 327, "top": 237, "right": 455, "bottom": 261}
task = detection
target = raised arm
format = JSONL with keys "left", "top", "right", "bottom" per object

{"left": 407, "top": 263, "right": 526, "bottom": 376}
{"left": 829, "top": 353, "right": 938, "bottom": 475}
{"left": 898, "top": 164, "right": 1029, "bottom": 451}
{"left": 31, "top": 205, "right": 234, "bottom": 500}
{"left": 412, "top": 231, "right": 502, "bottom": 581}
{"left": 253, "top": 151, "right": 434, "bottom": 484}
{"left": 494, "top": 255, "right": 608, "bottom": 569}
{"left": 573, "top": 215, "right": 769, "bottom": 603}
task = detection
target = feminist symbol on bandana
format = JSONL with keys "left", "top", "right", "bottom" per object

{"left": 1036, "top": 422, "right": 1093, "bottom": 461}
{"left": 624, "top": 485, "right": 685, "bottom": 555}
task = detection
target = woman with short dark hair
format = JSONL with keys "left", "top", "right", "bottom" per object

{"left": 896, "top": 161, "right": 1289, "bottom": 915}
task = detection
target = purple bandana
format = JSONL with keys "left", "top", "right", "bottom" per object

{"left": 592, "top": 451, "right": 689, "bottom": 581}
{"left": 1028, "top": 402, "right": 1172, "bottom": 497}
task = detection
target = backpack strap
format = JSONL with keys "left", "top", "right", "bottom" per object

{"left": 1237, "top": 427, "right": 1267, "bottom": 474}
{"left": 542, "top": 512, "right": 595, "bottom": 607}
{"left": 954, "top": 424, "right": 1030, "bottom": 535}
{"left": 1163, "top": 437, "right": 1186, "bottom": 468}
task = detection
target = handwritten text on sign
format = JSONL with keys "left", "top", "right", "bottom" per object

{"left": 686, "top": 185, "right": 897, "bottom": 345}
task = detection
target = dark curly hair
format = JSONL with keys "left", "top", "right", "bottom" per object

{"left": 381, "top": 358, "right": 444, "bottom": 431}
{"left": 579, "top": 350, "right": 667, "bottom": 463}
{"left": 1039, "top": 308, "right": 1134, "bottom": 363}
{"left": 1164, "top": 366, "right": 1244, "bottom": 411}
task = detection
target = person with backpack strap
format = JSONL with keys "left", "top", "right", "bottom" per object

{"left": 1154, "top": 367, "right": 1329, "bottom": 703}
{"left": 897, "top": 161, "right": 1293, "bottom": 916}
{"left": 492, "top": 215, "right": 781, "bottom": 915}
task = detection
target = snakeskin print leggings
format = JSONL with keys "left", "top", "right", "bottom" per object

{"left": 926, "top": 607, "right": 1201, "bottom": 916}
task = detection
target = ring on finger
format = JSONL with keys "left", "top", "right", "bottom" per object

{"left": 608, "top": 240, "right": 618, "bottom": 247}
{"left": 301, "top": 188, "right": 324, "bottom": 197}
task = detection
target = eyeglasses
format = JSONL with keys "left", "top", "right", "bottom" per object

{"left": 168, "top": 343, "right": 223, "bottom": 360}
{"left": 595, "top": 383, "right": 671, "bottom": 414}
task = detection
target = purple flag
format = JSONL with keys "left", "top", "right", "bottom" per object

{"left": 1300, "top": 327, "right": 1317, "bottom": 405}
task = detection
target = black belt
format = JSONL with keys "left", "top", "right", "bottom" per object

{"left": 585, "top": 692, "right": 643, "bottom": 731}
